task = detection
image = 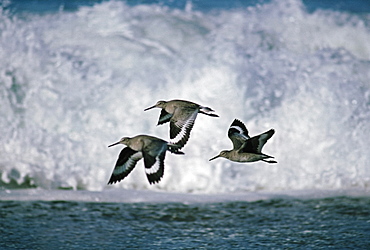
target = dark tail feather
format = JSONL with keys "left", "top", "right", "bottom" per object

{"left": 172, "top": 150, "right": 185, "bottom": 155}
{"left": 199, "top": 106, "right": 219, "bottom": 117}
{"left": 262, "top": 159, "right": 277, "bottom": 164}
{"left": 201, "top": 113, "right": 219, "bottom": 117}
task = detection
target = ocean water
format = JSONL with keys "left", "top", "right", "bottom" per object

{"left": 1, "top": 196, "right": 370, "bottom": 249}
{"left": 1, "top": 0, "right": 370, "bottom": 248}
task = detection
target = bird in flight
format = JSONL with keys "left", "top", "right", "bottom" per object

{"left": 209, "top": 119, "right": 277, "bottom": 164}
{"left": 144, "top": 99, "right": 219, "bottom": 149}
{"left": 108, "top": 135, "right": 184, "bottom": 185}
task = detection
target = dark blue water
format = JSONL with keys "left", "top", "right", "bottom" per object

{"left": 5, "top": 0, "right": 370, "bottom": 13}
{"left": 1, "top": 197, "right": 370, "bottom": 249}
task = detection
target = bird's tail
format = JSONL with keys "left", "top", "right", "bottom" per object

{"left": 261, "top": 156, "right": 277, "bottom": 164}
{"left": 199, "top": 106, "right": 219, "bottom": 117}
{"left": 167, "top": 143, "right": 185, "bottom": 154}
{"left": 259, "top": 153, "right": 277, "bottom": 164}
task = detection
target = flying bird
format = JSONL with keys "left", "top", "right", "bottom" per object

{"left": 144, "top": 99, "right": 219, "bottom": 149}
{"left": 209, "top": 119, "right": 277, "bottom": 163}
{"left": 108, "top": 135, "right": 184, "bottom": 185}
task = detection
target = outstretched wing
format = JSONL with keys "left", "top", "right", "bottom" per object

{"left": 228, "top": 119, "right": 250, "bottom": 149}
{"left": 142, "top": 142, "right": 167, "bottom": 184}
{"left": 157, "top": 109, "right": 172, "bottom": 125}
{"left": 169, "top": 107, "right": 198, "bottom": 149}
{"left": 108, "top": 147, "right": 142, "bottom": 184}
{"left": 239, "top": 129, "right": 275, "bottom": 154}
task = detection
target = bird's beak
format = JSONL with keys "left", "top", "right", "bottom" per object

{"left": 209, "top": 155, "right": 220, "bottom": 161}
{"left": 144, "top": 105, "right": 156, "bottom": 111}
{"left": 108, "top": 141, "right": 121, "bottom": 147}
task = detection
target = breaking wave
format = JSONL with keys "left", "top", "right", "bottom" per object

{"left": 0, "top": 0, "right": 369, "bottom": 193}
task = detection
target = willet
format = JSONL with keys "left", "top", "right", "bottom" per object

{"left": 108, "top": 135, "right": 184, "bottom": 185}
{"left": 144, "top": 99, "right": 219, "bottom": 148}
{"left": 209, "top": 119, "right": 277, "bottom": 163}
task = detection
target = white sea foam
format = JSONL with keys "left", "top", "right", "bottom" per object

{"left": 0, "top": 0, "right": 369, "bottom": 193}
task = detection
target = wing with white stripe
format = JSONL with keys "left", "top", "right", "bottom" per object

{"left": 143, "top": 147, "right": 166, "bottom": 184}
{"left": 169, "top": 108, "right": 198, "bottom": 149}
{"left": 108, "top": 147, "right": 143, "bottom": 184}
{"left": 228, "top": 119, "right": 250, "bottom": 149}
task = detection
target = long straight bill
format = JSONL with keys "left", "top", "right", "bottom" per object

{"left": 209, "top": 155, "right": 220, "bottom": 161}
{"left": 108, "top": 141, "right": 121, "bottom": 147}
{"left": 144, "top": 105, "right": 156, "bottom": 111}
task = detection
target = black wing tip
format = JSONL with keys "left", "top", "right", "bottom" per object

{"left": 146, "top": 170, "right": 164, "bottom": 184}
{"left": 231, "top": 118, "right": 244, "bottom": 125}
{"left": 108, "top": 170, "right": 132, "bottom": 184}
{"left": 265, "top": 129, "right": 275, "bottom": 139}
{"left": 107, "top": 177, "right": 121, "bottom": 185}
{"left": 147, "top": 177, "right": 162, "bottom": 184}
{"left": 230, "top": 119, "right": 248, "bottom": 130}
{"left": 157, "top": 120, "right": 168, "bottom": 126}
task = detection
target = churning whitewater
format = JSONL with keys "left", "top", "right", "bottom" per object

{"left": 0, "top": 0, "right": 369, "bottom": 193}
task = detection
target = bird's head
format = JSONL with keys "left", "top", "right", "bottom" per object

{"left": 108, "top": 137, "right": 130, "bottom": 147}
{"left": 209, "top": 150, "right": 229, "bottom": 161}
{"left": 144, "top": 100, "right": 166, "bottom": 111}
